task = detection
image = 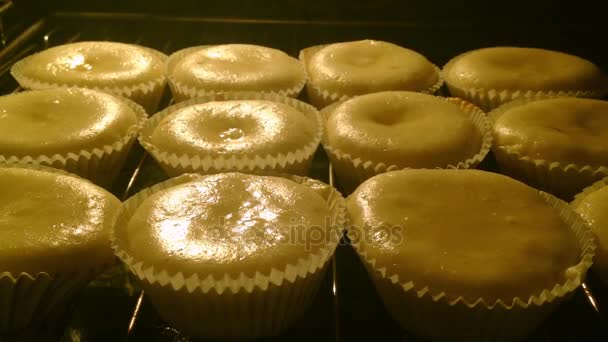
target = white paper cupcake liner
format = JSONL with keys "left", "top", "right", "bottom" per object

{"left": 10, "top": 47, "right": 168, "bottom": 113}
{"left": 442, "top": 53, "right": 608, "bottom": 112}
{"left": 446, "top": 84, "right": 607, "bottom": 113}
{"left": 139, "top": 91, "right": 323, "bottom": 177}
{"left": 166, "top": 46, "right": 307, "bottom": 103}
{"left": 111, "top": 173, "right": 346, "bottom": 338}
{"left": 350, "top": 191, "right": 595, "bottom": 341}
{"left": 299, "top": 44, "right": 444, "bottom": 109}
{"left": 493, "top": 148, "right": 608, "bottom": 201}
{"left": 0, "top": 93, "right": 147, "bottom": 188}
{"left": 571, "top": 176, "right": 608, "bottom": 284}
{"left": 489, "top": 98, "right": 608, "bottom": 201}
{"left": 0, "top": 269, "right": 102, "bottom": 333}
{"left": 323, "top": 97, "right": 492, "bottom": 194}
{"left": 0, "top": 164, "right": 115, "bottom": 332}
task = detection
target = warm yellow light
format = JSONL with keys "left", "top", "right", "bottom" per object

{"left": 64, "top": 54, "right": 92, "bottom": 71}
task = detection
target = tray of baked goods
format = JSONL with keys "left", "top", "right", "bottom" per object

{"left": 1, "top": 5, "right": 608, "bottom": 342}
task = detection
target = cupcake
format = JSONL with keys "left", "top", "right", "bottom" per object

{"left": 490, "top": 97, "right": 608, "bottom": 200}
{"left": 111, "top": 172, "right": 345, "bottom": 338}
{"left": 571, "top": 177, "right": 608, "bottom": 284}
{"left": 347, "top": 169, "right": 594, "bottom": 341}
{"left": 322, "top": 91, "right": 491, "bottom": 193}
{"left": 443, "top": 47, "right": 608, "bottom": 111}
{"left": 10, "top": 41, "right": 167, "bottom": 112}
{"left": 139, "top": 92, "right": 322, "bottom": 177}
{"left": 166, "top": 44, "right": 306, "bottom": 102}
{"left": 0, "top": 88, "right": 146, "bottom": 187}
{"left": 300, "top": 40, "right": 442, "bottom": 108}
{"left": 0, "top": 164, "right": 120, "bottom": 332}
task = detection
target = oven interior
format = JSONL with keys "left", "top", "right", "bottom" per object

{"left": 0, "top": 1, "right": 607, "bottom": 341}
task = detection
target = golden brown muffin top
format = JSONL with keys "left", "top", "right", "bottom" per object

{"left": 493, "top": 97, "right": 608, "bottom": 167}
{"left": 324, "top": 91, "right": 481, "bottom": 168}
{"left": 574, "top": 185, "right": 608, "bottom": 249}
{"left": 573, "top": 182, "right": 608, "bottom": 280}
{"left": 169, "top": 44, "right": 305, "bottom": 92}
{"left": 124, "top": 173, "right": 332, "bottom": 277}
{"left": 306, "top": 40, "right": 439, "bottom": 96}
{"left": 0, "top": 167, "right": 120, "bottom": 274}
{"left": 11, "top": 41, "right": 165, "bottom": 87}
{"left": 149, "top": 100, "right": 317, "bottom": 157}
{"left": 348, "top": 169, "right": 580, "bottom": 302}
{"left": 0, "top": 88, "right": 138, "bottom": 157}
{"left": 444, "top": 47, "right": 606, "bottom": 91}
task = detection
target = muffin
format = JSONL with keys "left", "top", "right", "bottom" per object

{"left": 112, "top": 172, "right": 345, "bottom": 338}
{"left": 0, "top": 164, "right": 120, "bottom": 332}
{"left": 0, "top": 88, "right": 146, "bottom": 187}
{"left": 572, "top": 177, "right": 608, "bottom": 284}
{"left": 347, "top": 169, "right": 594, "bottom": 341}
{"left": 322, "top": 91, "right": 491, "bottom": 193}
{"left": 491, "top": 97, "right": 608, "bottom": 200}
{"left": 11, "top": 41, "right": 167, "bottom": 112}
{"left": 139, "top": 92, "right": 322, "bottom": 177}
{"left": 300, "top": 40, "right": 442, "bottom": 108}
{"left": 443, "top": 47, "right": 608, "bottom": 111}
{"left": 166, "top": 44, "right": 306, "bottom": 102}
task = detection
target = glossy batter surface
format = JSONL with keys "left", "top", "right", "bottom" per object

{"left": 573, "top": 185, "right": 608, "bottom": 281}
{"left": 325, "top": 91, "right": 481, "bottom": 167}
{"left": 150, "top": 100, "right": 316, "bottom": 157}
{"left": 13, "top": 41, "right": 165, "bottom": 86}
{"left": 308, "top": 40, "right": 438, "bottom": 95}
{"left": 171, "top": 44, "right": 304, "bottom": 91}
{"left": 445, "top": 47, "right": 605, "bottom": 90}
{"left": 0, "top": 167, "right": 120, "bottom": 274}
{"left": 493, "top": 98, "right": 608, "bottom": 166}
{"left": 347, "top": 169, "right": 580, "bottom": 302}
{"left": 0, "top": 88, "right": 138, "bottom": 157}
{"left": 125, "top": 173, "right": 331, "bottom": 277}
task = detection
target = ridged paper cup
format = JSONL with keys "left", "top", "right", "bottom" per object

{"left": 0, "top": 94, "right": 147, "bottom": 188}
{"left": 166, "top": 46, "right": 307, "bottom": 102}
{"left": 139, "top": 92, "right": 323, "bottom": 177}
{"left": 489, "top": 98, "right": 608, "bottom": 201}
{"left": 10, "top": 47, "right": 168, "bottom": 113}
{"left": 0, "top": 270, "right": 104, "bottom": 333}
{"left": 299, "top": 44, "right": 444, "bottom": 108}
{"left": 323, "top": 97, "right": 492, "bottom": 194}
{"left": 571, "top": 176, "right": 608, "bottom": 284}
{"left": 442, "top": 53, "right": 608, "bottom": 112}
{"left": 350, "top": 192, "right": 595, "bottom": 341}
{"left": 0, "top": 163, "right": 114, "bottom": 333}
{"left": 111, "top": 173, "right": 346, "bottom": 338}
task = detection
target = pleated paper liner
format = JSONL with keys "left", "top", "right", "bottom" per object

{"left": 166, "top": 46, "right": 307, "bottom": 103}
{"left": 299, "top": 44, "right": 444, "bottom": 109}
{"left": 0, "top": 163, "right": 116, "bottom": 333}
{"left": 111, "top": 173, "right": 346, "bottom": 338}
{"left": 0, "top": 92, "right": 148, "bottom": 188}
{"left": 0, "top": 270, "right": 106, "bottom": 334}
{"left": 489, "top": 97, "right": 608, "bottom": 201}
{"left": 446, "top": 85, "right": 607, "bottom": 113}
{"left": 571, "top": 176, "right": 608, "bottom": 284}
{"left": 138, "top": 91, "right": 323, "bottom": 177}
{"left": 493, "top": 149, "right": 608, "bottom": 202}
{"left": 442, "top": 53, "right": 608, "bottom": 112}
{"left": 323, "top": 97, "right": 493, "bottom": 194}
{"left": 10, "top": 46, "right": 168, "bottom": 113}
{"left": 349, "top": 191, "right": 596, "bottom": 342}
